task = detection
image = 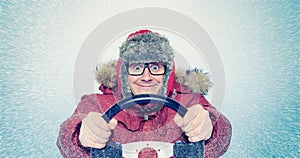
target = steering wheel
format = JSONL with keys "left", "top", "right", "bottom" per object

{"left": 90, "top": 94, "right": 204, "bottom": 158}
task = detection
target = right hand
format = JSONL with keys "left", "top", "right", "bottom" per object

{"left": 79, "top": 112, "right": 117, "bottom": 149}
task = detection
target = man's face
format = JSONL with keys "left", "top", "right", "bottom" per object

{"left": 127, "top": 64, "right": 164, "bottom": 95}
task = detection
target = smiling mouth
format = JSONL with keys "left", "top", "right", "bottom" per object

{"left": 135, "top": 83, "right": 158, "bottom": 87}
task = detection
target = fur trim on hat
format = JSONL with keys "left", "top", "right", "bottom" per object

{"left": 175, "top": 68, "right": 211, "bottom": 94}
{"left": 119, "top": 32, "right": 174, "bottom": 64}
{"left": 95, "top": 60, "right": 211, "bottom": 95}
{"left": 95, "top": 60, "right": 117, "bottom": 89}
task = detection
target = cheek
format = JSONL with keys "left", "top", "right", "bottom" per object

{"left": 128, "top": 76, "right": 134, "bottom": 83}
{"left": 127, "top": 76, "right": 137, "bottom": 91}
{"left": 154, "top": 76, "right": 164, "bottom": 89}
{"left": 156, "top": 76, "right": 164, "bottom": 84}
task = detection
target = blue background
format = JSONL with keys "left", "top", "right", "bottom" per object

{"left": 1, "top": 0, "right": 299, "bottom": 157}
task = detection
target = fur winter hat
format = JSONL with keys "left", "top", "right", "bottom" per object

{"left": 95, "top": 30, "right": 212, "bottom": 98}
{"left": 119, "top": 30, "right": 174, "bottom": 97}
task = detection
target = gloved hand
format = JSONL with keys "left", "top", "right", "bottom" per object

{"left": 79, "top": 112, "right": 117, "bottom": 149}
{"left": 174, "top": 104, "right": 213, "bottom": 142}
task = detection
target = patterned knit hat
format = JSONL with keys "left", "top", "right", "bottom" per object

{"left": 119, "top": 30, "right": 174, "bottom": 97}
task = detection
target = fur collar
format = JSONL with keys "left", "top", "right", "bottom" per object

{"left": 95, "top": 60, "right": 211, "bottom": 95}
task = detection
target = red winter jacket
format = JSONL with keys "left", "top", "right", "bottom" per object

{"left": 57, "top": 60, "right": 232, "bottom": 158}
{"left": 57, "top": 84, "right": 231, "bottom": 158}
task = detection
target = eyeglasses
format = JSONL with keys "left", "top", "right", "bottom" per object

{"left": 127, "top": 62, "right": 166, "bottom": 76}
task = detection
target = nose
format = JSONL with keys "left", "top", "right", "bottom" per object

{"left": 140, "top": 68, "right": 153, "bottom": 82}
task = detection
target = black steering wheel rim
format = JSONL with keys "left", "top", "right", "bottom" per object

{"left": 102, "top": 94, "right": 188, "bottom": 123}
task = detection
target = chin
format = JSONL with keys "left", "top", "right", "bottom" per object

{"left": 135, "top": 91, "right": 158, "bottom": 95}
{"left": 134, "top": 89, "right": 160, "bottom": 95}
{"left": 131, "top": 85, "right": 161, "bottom": 95}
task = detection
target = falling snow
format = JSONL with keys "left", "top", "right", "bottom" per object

{"left": 0, "top": 0, "right": 299, "bottom": 157}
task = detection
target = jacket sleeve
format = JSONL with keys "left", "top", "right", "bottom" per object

{"left": 198, "top": 95, "right": 232, "bottom": 158}
{"left": 56, "top": 94, "right": 103, "bottom": 158}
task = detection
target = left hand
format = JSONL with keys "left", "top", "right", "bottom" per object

{"left": 174, "top": 104, "right": 213, "bottom": 142}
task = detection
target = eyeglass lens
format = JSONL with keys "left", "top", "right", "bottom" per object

{"left": 128, "top": 63, "right": 166, "bottom": 75}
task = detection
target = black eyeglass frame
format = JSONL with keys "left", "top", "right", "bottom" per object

{"left": 126, "top": 62, "right": 167, "bottom": 76}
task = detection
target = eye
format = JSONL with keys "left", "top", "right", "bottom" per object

{"left": 151, "top": 65, "right": 159, "bottom": 71}
{"left": 150, "top": 64, "right": 162, "bottom": 72}
{"left": 133, "top": 65, "right": 142, "bottom": 71}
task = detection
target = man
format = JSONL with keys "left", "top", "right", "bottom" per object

{"left": 57, "top": 30, "right": 232, "bottom": 157}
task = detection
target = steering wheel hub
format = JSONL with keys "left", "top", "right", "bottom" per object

{"left": 138, "top": 147, "right": 158, "bottom": 158}
{"left": 122, "top": 141, "right": 173, "bottom": 158}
